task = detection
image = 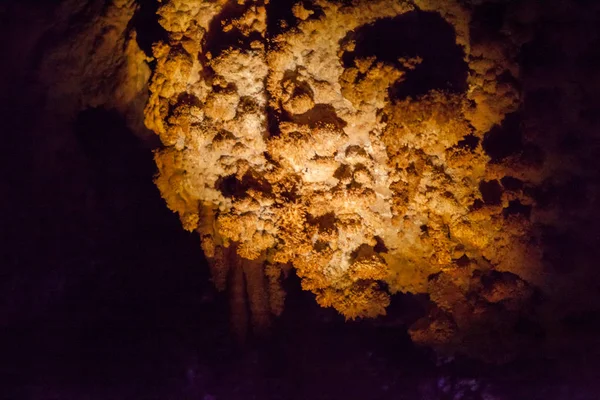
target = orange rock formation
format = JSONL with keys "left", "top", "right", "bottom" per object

{"left": 144, "top": 0, "right": 543, "bottom": 359}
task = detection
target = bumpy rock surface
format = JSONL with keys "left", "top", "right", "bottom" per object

{"left": 144, "top": 0, "right": 595, "bottom": 360}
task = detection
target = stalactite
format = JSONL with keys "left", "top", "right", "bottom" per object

{"left": 227, "top": 244, "right": 249, "bottom": 342}
{"left": 242, "top": 255, "right": 271, "bottom": 334}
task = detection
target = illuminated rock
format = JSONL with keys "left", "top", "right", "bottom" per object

{"left": 145, "top": 0, "right": 542, "bottom": 359}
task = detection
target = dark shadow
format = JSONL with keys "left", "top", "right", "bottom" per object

{"left": 306, "top": 212, "right": 337, "bottom": 232}
{"left": 341, "top": 11, "right": 468, "bottom": 101}
{"left": 479, "top": 180, "right": 503, "bottom": 205}
{"left": 519, "top": 33, "right": 567, "bottom": 74}
{"left": 455, "top": 254, "right": 471, "bottom": 267}
{"left": 216, "top": 171, "right": 273, "bottom": 199}
{"left": 456, "top": 134, "right": 480, "bottom": 151}
{"left": 501, "top": 176, "right": 524, "bottom": 191}
{"left": 266, "top": 0, "right": 302, "bottom": 37}
{"left": 266, "top": 105, "right": 283, "bottom": 137}
{"left": 266, "top": 0, "right": 324, "bottom": 38}
{"left": 288, "top": 103, "right": 347, "bottom": 129}
{"left": 204, "top": 0, "right": 263, "bottom": 58}
{"left": 75, "top": 108, "right": 151, "bottom": 181}
{"left": 129, "top": 0, "right": 169, "bottom": 58}
{"left": 482, "top": 112, "right": 524, "bottom": 162}
{"left": 373, "top": 236, "right": 389, "bottom": 254}
{"left": 470, "top": 1, "right": 509, "bottom": 43}
{"left": 2, "top": 107, "right": 223, "bottom": 397}
{"left": 503, "top": 200, "right": 532, "bottom": 219}
{"left": 541, "top": 227, "right": 580, "bottom": 274}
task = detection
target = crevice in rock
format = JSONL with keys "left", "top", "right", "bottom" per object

{"left": 341, "top": 11, "right": 468, "bottom": 101}
{"left": 503, "top": 200, "right": 531, "bottom": 219}
{"left": 216, "top": 171, "right": 273, "bottom": 199}
{"left": 500, "top": 176, "right": 524, "bottom": 191}
{"left": 129, "top": 0, "right": 168, "bottom": 59}
{"left": 482, "top": 112, "right": 524, "bottom": 162}
{"left": 457, "top": 134, "right": 480, "bottom": 150}
{"left": 373, "top": 236, "right": 388, "bottom": 254}
{"left": 306, "top": 212, "right": 337, "bottom": 233}
{"left": 204, "top": 0, "right": 257, "bottom": 58}
{"left": 266, "top": 0, "right": 324, "bottom": 38}
{"left": 266, "top": 0, "right": 298, "bottom": 37}
{"left": 287, "top": 103, "right": 347, "bottom": 129}
{"left": 479, "top": 180, "right": 503, "bottom": 205}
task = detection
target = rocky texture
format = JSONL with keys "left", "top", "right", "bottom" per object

{"left": 3, "top": 0, "right": 600, "bottom": 398}
{"left": 0, "top": 0, "right": 600, "bottom": 384}
{"left": 12, "top": 0, "right": 596, "bottom": 364}
{"left": 142, "top": 0, "right": 578, "bottom": 360}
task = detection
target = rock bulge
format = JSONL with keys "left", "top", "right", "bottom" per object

{"left": 145, "top": 0, "right": 542, "bottom": 359}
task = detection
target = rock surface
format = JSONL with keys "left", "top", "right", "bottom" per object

{"left": 3, "top": 0, "right": 599, "bottom": 367}
{"left": 141, "top": 0, "right": 588, "bottom": 361}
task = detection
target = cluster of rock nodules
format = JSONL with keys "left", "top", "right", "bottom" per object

{"left": 144, "top": 0, "right": 548, "bottom": 360}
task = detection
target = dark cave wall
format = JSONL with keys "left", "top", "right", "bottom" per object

{"left": 0, "top": 0, "right": 149, "bottom": 325}
{"left": 0, "top": 3, "right": 225, "bottom": 397}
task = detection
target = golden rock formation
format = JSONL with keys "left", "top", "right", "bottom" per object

{"left": 144, "top": 0, "right": 545, "bottom": 359}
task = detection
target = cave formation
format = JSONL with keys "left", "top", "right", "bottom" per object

{"left": 6, "top": 0, "right": 600, "bottom": 373}
{"left": 140, "top": 0, "right": 549, "bottom": 361}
